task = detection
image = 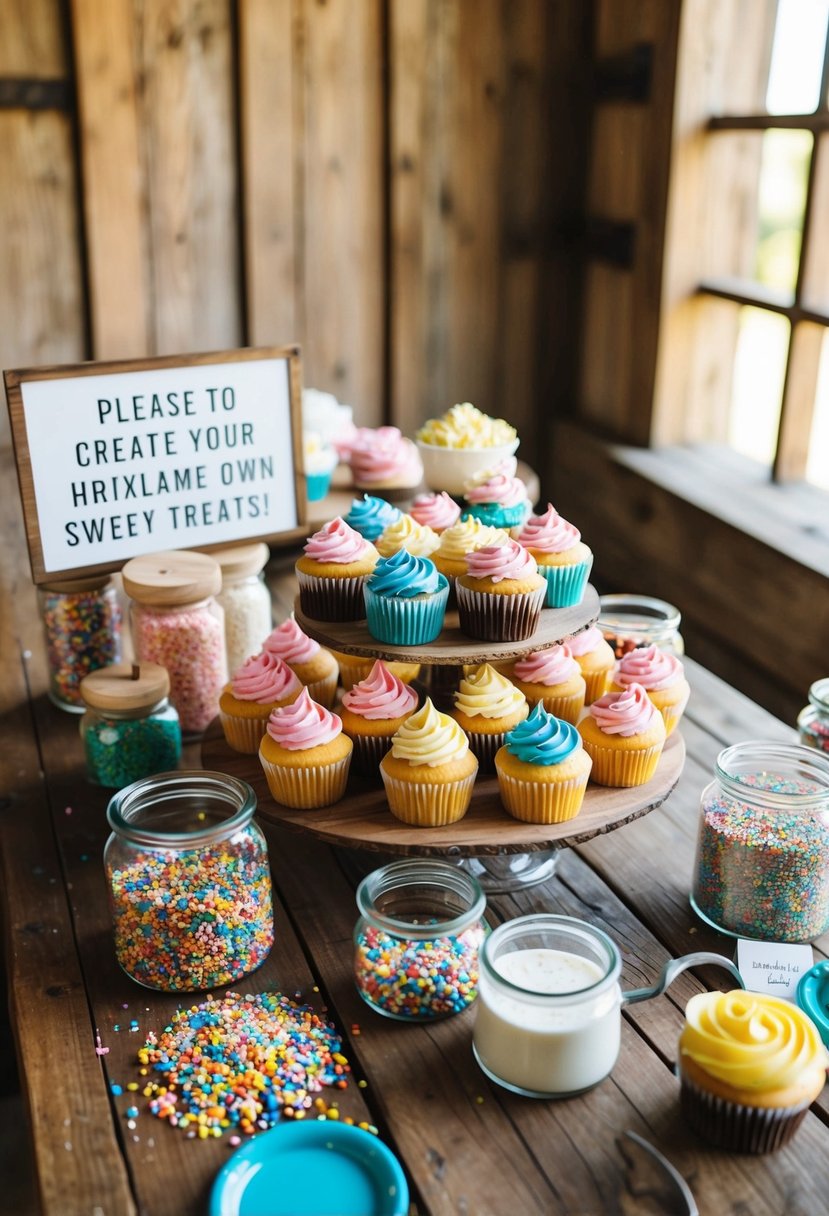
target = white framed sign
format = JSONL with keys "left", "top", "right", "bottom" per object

{"left": 4, "top": 346, "right": 307, "bottom": 583}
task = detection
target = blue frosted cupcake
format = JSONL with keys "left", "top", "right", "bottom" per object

{"left": 345, "top": 494, "right": 403, "bottom": 542}
{"left": 462, "top": 470, "right": 531, "bottom": 529}
{"left": 364, "top": 549, "right": 449, "bottom": 645}
{"left": 303, "top": 432, "right": 339, "bottom": 502}
{"left": 494, "top": 703, "right": 592, "bottom": 824}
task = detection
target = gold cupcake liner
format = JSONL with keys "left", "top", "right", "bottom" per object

{"left": 496, "top": 769, "right": 590, "bottom": 824}
{"left": 581, "top": 666, "right": 613, "bottom": 705}
{"left": 259, "top": 752, "right": 352, "bottom": 809}
{"left": 521, "top": 687, "right": 585, "bottom": 725}
{"left": 219, "top": 710, "right": 270, "bottom": 754}
{"left": 380, "top": 769, "right": 477, "bottom": 827}
{"left": 456, "top": 581, "right": 546, "bottom": 642}
{"left": 296, "top": 569, "right": 369, "bottom": 621}
{"left": 582, "top": 739, "right": 664, "bottom": 788}
{"left": 302, "top": 668, "right": 340, "bottom": 709}
{"left": 679, "top": 1069, "right": 812, "bottom": 1154}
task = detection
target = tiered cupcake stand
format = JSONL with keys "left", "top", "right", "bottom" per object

{"left": 203, "top": 583, "right": 685, "bottom": 891}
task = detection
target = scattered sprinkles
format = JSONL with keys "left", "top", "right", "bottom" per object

{"left": 355, "top": 922, "right": 484, "bottom": 1020}
{"left": 94, "top": 1033, "right": 109, "bottom": 1056}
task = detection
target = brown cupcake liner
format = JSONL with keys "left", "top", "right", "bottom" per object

{"left": 296, "top": 569, "right": 368, "bottom": 621}
{"left": 347, "top": 731, "right": 395, "bottom": 777}
{"left": 679, "top": 1070, "right": 811, "bottom": 1154}
{"left": 381, "top": 770, "right": 477, "bottom": 827}
{"left": 219, "top": 710, "right": 270, "bottom": 754}
{"left": 456, "top": 581, "right": 546, "bottom": 642}
{"left": 464, "top": 729, "right": 508, "bottom": 773}
{"left": 259, "top": 753, "right": 352, "bottom": 809}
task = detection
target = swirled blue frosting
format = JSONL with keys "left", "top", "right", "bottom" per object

{"left": 344, "top": 494, "right": 402, "bottom": 541}
{"left": 366, "top": 548, "right": 443, "bottom": 598}
{"left": 504, "top": 702, "right": 580, "bottom": 766}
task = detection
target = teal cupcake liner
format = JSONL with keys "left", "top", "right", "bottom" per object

{"left": 461, "top": 501, "right": 529, "bottom": 529}
{"left": 539, "top": 557, "right": 593, "bottom": 608}
{"left": 305, "top": 470, "right": 334, "bottom": 502}
{"left": 364, "top": 578, "right": 449, "bottom": 645}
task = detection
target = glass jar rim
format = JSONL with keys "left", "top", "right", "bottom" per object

{"left": 597, "top": 594, "right": 681, "bottom": 635}
{"left": 809, "top": 678, "right": 829, "bottom": 712}
{"left": 480, "top": 913, "right": 622, "bottom": 1006}
{"left": 356, "top": 859, "right": 486, "bottom": 939}
{"left": 715, "top": 741, "right": 829, "bottom": 805}
{"left": 106, "top": 770, "right": 256, "bottom": 847}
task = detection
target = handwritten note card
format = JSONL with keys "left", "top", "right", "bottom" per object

{"left": 736, "top": 939, "right": 814, "bottom": 1001}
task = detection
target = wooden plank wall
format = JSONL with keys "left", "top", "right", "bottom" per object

{"left": 0, "top": 0, "right": 588, "bottom": 455}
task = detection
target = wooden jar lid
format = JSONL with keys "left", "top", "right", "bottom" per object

{"left": 122, "top": 550, "right": 222, "bottom": 605}
{"left": 42, "top": 573, "right": 113, "bottom": 594}
{"left": 205, "top": 541, "right": 270, "bottom": 581}
{"left": 80, "top": 662, "right": 170, "bottom": 711}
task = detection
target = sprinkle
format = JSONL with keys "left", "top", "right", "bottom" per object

{"left": 65, "top": 807, "right": 73, "bottom": 816}
{"left": 126, "top": 1106, "right": 139, "bottom": 1118}
{"left": 110, "top": 1084, "right": 123, "bottom": 1096}
{"left": 357, "top": 1079, "right": 367, "bottom": 1089}
{"left": 229, "top": 1135, "right": 241, "bottom": 1147}
{"left": 354, "top": 921, "right": 485, "bottom": 1020}
{"left": 95, "top": 1033, "right": 109, "bottom": 1056}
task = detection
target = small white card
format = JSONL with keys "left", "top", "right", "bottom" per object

{"left": 736, "top": 939, "right": 814, "bottom": 1001}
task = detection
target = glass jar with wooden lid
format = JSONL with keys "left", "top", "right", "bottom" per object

{"left": 122, "top": 551, "right": 227, "bottom": 738}
{"left": 80, "top": 661, "right": 181, "bottom": 787}
{"left": 207, "top": 541, "right": 273, "bottom": 677}
{"left": 37, "top": 573, "right": 123, "bottom": 712}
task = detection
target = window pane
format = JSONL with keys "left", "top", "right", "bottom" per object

{"left": 806, "top": 331, "right": 829, "bottom": 489}
{"left": 754, "top": 130, "right": 812, "bottom": 295}
{"left": 728, "top": 307, "right": 790, "bottom": 466}
{"left": 766, "top": 0, "right": 829, "bottom": 114}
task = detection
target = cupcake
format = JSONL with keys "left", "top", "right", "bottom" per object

{"left": 495, "top": 704, "right": 593, "bottom": 824}
{"left": 508, "top": 645, "right": 586, "bottom": 725}
{"left": 331, "top": 649, "right": 422, "bottom": 691}
{"left": 610, "top": 644, "right": 690, "bottom": 737}
{"left": 364, "top": 549, "right": 449, "bottom": 645}
{"left": 259, "top": 687, "right": 353, "bottom": 809}
{"left": 409, "top": 491, "right": 461, "bottom": 534}
{"left": 295, "top": 517, "right": 379, "bottom": 621}
{"left": 339, "top": 660, "right": 419, "bottom": 775}
{"left": 263, "top": 618, "right": 339, "bottom": 708}
{"left": 514, "top": 504, "right": 593, "bottom": 608}
{"left": 344, "top": 494, "right": 402, "bottom": 542}
{"left": 462, "top": 470, "right": 531, "bottom": 530}
{"left": 380, "top": 698, "right": 479, "bottom": 827}
{"left": 302, "top": 388, "right": 356, "bottom": 458}
{"left": 678, "top": 989, "right": 828, "bottom": 1154}
{"left": 456, "top": 539, "right": 546, "bottom": 642}
{"left": 567, "top": 626, "right": 616, "bottom": 703}
{"left": 375, "top": 514, "right": 440, "bottom": 559}
{"left": 348, "top": 426, "right": 424, "bottom": 501}
{"left": 219, "top": 652, "right": 302, "bottom": 753}
{"left": 578, "top": 683, "right": 666, "bottom": 787}
{"left": 302, "top": 431, "right": 338, "bottom": 502}
{"left": 451, "top": 663, "right": 528, "bottom": 771}
{"left": 432, "top": 518, "right": 510, "bottom": 594}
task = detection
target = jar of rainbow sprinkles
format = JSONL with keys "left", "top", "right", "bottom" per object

{"left": 105, "top": 771, "right": 273, "bottom": 991}
{"left": 798, "top": 679, "right": 829, "bottom": 756}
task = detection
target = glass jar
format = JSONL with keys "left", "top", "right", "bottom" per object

{"left": 798, "top": 678, "right": 829, "bottom": 756}
{"left": 597, "top": 594, "right": 684, "bottom": 660}
{"left": 104, "top": 771, "right": 273, "bottom": 991}
{"left": 38, "top": 575, "right": 123, "bottom": 711}
{"left": 354, "top": 859, "right": 487, "bottom": 1021}
{"left": 691, "top": 741, "right": 829, "bottom": 942}
{"left": 123, "top": 551, "right": 228, "bottom": 738}
{"left": 473, "top": 914, "right": 622, "bottom": 1098}
{"left": 80, "top": 662, "right": 181, "bottom": 787}
{"left": 210, "top": 541, "right": 273, "bottom": 677}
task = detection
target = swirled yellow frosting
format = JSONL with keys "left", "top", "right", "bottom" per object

{"left": 455, "top": 663, "right": 528, "bottom": 720}
{"left": 680, "top": 990, "right": 829, "bottom": 1092}
{"left": 435, "top": 518, "right": 509, "bottom": 562}
{"left": 389, "top": 698, "right": 470, "bottom": 767}
{"left": 376, "top": 514, "right": 440, "bottom": 558}
{"left": 417, "top": 403, "right": 517, "bottom": 449}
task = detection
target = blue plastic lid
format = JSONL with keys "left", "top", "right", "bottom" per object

{"left": 796, "top": 960, "right": 829, "bottom": 1047}
{"left": 210, "top": 1121, "right": 409, "bottom": 1216}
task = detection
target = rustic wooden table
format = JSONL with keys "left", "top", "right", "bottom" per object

{"left": 2, "top": 456, "right": 828, "bottom": 1215}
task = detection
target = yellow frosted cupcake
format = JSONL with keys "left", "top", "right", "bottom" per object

{"left": 219, "top": 652, "right": 302, "bottom": 753}
{"left": 514, "top": 504, "right": 593, "bottom": 608}
{"left": 609, "top": 644, "right": 690, "bottom": 737}
{"left": 259, "top": 687, "right": 352, "bottom": 808}
{"left": 507, "top": 644, "right": 586, "bottom": 725}
{"left": 375, "top": 514, "right": 440, "bottom": 559}
{"left": 380, "top": 698, "right": 478, "bottom": 827}
{"left": 263, "top": 617, "right": 339, "bottom": 708}
{"left": 678, "top": 989, "right": 828, "bottom": 1153}
{"left": 451, "top": 663, "right": 528, "bottom": 771}
{"left": 577, "top": 683, "right": 666, "bottom": 787}
{"left": 495, "top": 704, "right": 592, "bottom": 824}
{"left": 331, "top": 649, "right": 421, "bottom": 691}
{"left": 456, "top": 539, "right": 546, "bottom": 642}
{"left": 432, "top": 517, "right": 509, "bottom": 593}
{"left": 295, "top": 517, "right": 379, "bottom": 621}
{"left": 339, "top": 660, "right": 419, "bottom": 776}
{"left": 567, "top": 626, "right": 616, "bottom": 703}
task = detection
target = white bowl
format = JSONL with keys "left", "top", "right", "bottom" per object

{"left": 416, "top": 438, "right": 520, "bottom": 496}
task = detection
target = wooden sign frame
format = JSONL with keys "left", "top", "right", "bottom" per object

{"left": 4, "top": 347, "right": 306, "bottom": 583}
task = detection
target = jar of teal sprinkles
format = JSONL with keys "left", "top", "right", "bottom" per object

{"left": 80, "top": 662, "right": 181, "bottom": 787}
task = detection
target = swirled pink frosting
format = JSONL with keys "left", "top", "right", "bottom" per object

{"left": 464, "top": 472, "right": 528, "bottom": 508}
{"left": 615, "top": 644, "right": 685, "bottom": 692}
{"left": 516, "top": 503, "right": 580, "bottom": 553}
{"left": 265, "top": 686, "right": 342, "bottom": 750}
{"left": 263, "top": 618, "right": 320, "bottom": 665}
{"left": 589, "top": 683, "right": 657, "bottom": 737}
{"left": 513, "top": 645, "right": 579, "bottom": 687}
{"left": 231, "top": 652, "right": 301, "bottom": 704}
{"left": 349, "top": 427, "right": 423, "bottom": 485}
{"left": 303, "top": 517, "right": 372, "bottom": 564}
{"left": 567, "top": 626, "right": 605, "bottom": 657}
{"left": 410, "top": 492, "right": 461, "bottom": 531}
{"left": 342, "top": 660, "right": 418, "bottom": 720}
{"left": 465, "top": 539, "right": 538, "bottom": 583}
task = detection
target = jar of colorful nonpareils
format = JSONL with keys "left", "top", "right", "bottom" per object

{"left": 597, "top": 594, "right": 684, "bottom": 660}
{"left": 798, "top": 678, "right": 829, "bottom": 756}
{"left": 123, "top": 550, "right": 228, "bottom": 738}
{"left": 209, "top": 541, "right": 273, "bottom": 677}
{"left": 80, "top": 662, "right": 181, "bottom": 787}
{"left": 690, "top": 742, "right": 829, "bottom": 942}
{"left": 354, "top": 859, "right": 487, "bottom": 1021}
{"left": 105, "top": 771, "right": 273, "bottom": 991}
{"left": 37, "top": 574, "right": 123, "bottom": 711}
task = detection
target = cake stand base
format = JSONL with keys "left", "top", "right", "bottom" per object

{"left": 456, "top": 850, "right": 560, "bottom": 893}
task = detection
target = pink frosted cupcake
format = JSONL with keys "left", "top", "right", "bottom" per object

{"left": 567, "top": 626, "right": 616, "bottom": 703}
{"left": 259, "top": 687, "right": 353, "bottom": 809}
{"left": 610, "top": 644, "right": 690, "bottom": 737}
{"left": 456, "top": 539, "right": 546, "bottom": 641}
{"left": 409, "top": 491, "right": 461, "bottom": 534}
{"left": 263, "top": 618, "right": 339, "bottom": 708}
{"left": 295, "top": 517, "right": 379, "bottom": 621}
{"left": 578, "top": 682, "right": 666, "bottom": 787}
{"left": 508, "top": 645, "right": 586, "bottom": 725}
{"left": 339, "top": 660, "right": 419, "bottom": 775}
{"left": 348, "top": 426, "right": 424, "bottom": 501}
{"left": 219, "top": 652, "right": 302, "bottom": 753}
{"left": 462, "top": 471, "right": 531, "bottom": 530}
{"left": 514, "top": 504, "right": 593, "bottom": 608}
